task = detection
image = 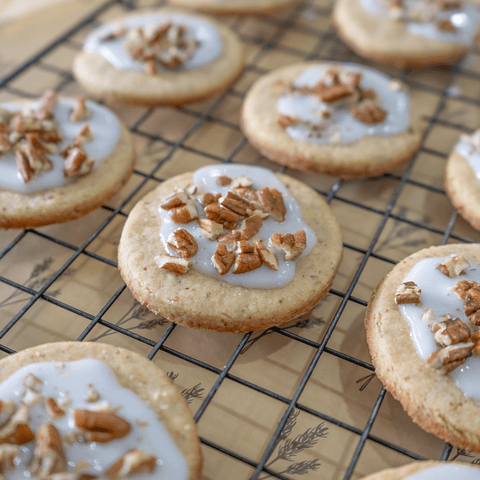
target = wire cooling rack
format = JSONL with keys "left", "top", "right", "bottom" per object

{"left": 2, "top": 0, "right": 480, "bottom": 478}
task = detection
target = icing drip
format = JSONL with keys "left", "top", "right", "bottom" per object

{"left": 455, "top": 130, "right": 480, "bottom": 181}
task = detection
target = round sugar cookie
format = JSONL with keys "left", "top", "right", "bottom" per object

{"left": 365, "top": 244, "right": 480, "bottom": 452}
{"left": 0, "top": 93, "right": 135, "bottom": 229}
{"left": 73, "top": 8, "right": 244, "bottom": 107}
{"left": 118, "top": 164, "right": 343, "bottom": 333}
{"left": 333, "top": 0, "right": 480, "bottom": 67}
{"left": 0, "top": 341, "right": 202, "bottom": 479}
{"left": 241, "top": 61, "right": 423, "bottom": 179}
{"left": 168, "top": 0, "right": 301, "bottom": 15}
{"left": 445, "top": 131, "right": 480, "bottom": 232}
{"left": 361, "top": 461, "right": 480, "bottom": 480}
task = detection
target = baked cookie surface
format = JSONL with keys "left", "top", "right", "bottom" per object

{"left": 73, "top": 8, "right": 244, "bottom": 107}
{"left": 333, "top": 0, "right": 480, "bottom": 67}
{"left": 168, "top": 0, "right": 301, "bottom": 15}
{"left": 361, "top": 461, "right": 480, "bottom": 480}
{"left": 0, "top": 341, "right": 202, "bottom": 479}
{"left": 445, "top": 130, "right": 480, "bottom": 232}
{"left": 241, "top": 62, "right": 423, "bottom": 178}
{"left": 365, "top": 244, "right": 480, "bottom": 452}
{"left": 0, "top": 92, "right": 135, "bottom": 229}
{"left": 118, "top": 164, "right": 343, "bottom": 333}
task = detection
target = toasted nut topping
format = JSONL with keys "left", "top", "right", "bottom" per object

{"left": 73, "top": 409, "right": 131, "bottom": 443}
{"left": 257, "top": 188, "right": 286, "bottom": 222}
{"left": 204, "top": 203, "right": 240, "bottom": 230}
{"left": 160, "top": 191, "right": 188, "bottom": 210}
{"left": 70, "top": 97, "right": 91, "bottom": 123}
{"left": 437, "top": 19, "right": 456, "bottom": 31}
{"left": 198, "top": 218, "right": 223, "bottom": 240}
{"left": 276, "top": 114, "right": 298, "bottom": 129}
{"left": 64, "top": 147, "right": 94, "bottom": 178}
{"left": 453, "top": 280, "right": 480, "bottom": 326}
{"left": 233, "top": 251, "right": 263, "bottom": 274}
{"left": 422, "top": 308, "right": 435, "bottom": 323}
{"left": 273, "top": 80, "right": 292, "bottom": 95}
{"left": 30, "top": 423, "right": 67, "bottom": 477}
{"left": 24, "top": 145, "right": 53, "bottom": 172}
{"left": 0, "top": 133, "right": 10, "bottom": 153}
{"left": 0, "top": 404, "right": 34, "bottom": 445}
{"left": 155, "top": 255, "right": 191, "bottom": 274}
{"left": 426, "top": 342, "right": 474, "bottom": 374}
{"left": 256, "top": 240, "right": 278, "bottom": 271}
{"left": 35, "top": 90, "right": 57, "bottom": 121}
{"left": 395, "top": 281, "right": 421, "bottom": 305}
{"left": 471, "top": 330, "right": 480, "bottom": 356}
{"left": 23, "top": 373, "right": 42, "bottom": 391}
{"left": 431, "top": 318, "right": 471, "bottom": 347}
{"left": 15, "top": 150, "right": 35, "bottom": 183}
{"left": 168, "top": 200, "right": 198, "bottom": 224}
{"left": 106, "top": 449, "right": 156, "bottom": 479}
{"left": 217, "top": 230, "right": 241, "bottom": 251}
{"left": 220, "top": 191, "right": 252, "bottom": 216}
{"left": 350, "top": 104, "right": 387, "bottom": 124}
{"left": 269, "top": 231, "right": 306, "bottom": 261}
{"left": 201, "top": 192, "right": 218, "bottom": 207}
{"left": 86, "top": 386, "right": 100, "bottom": 404}
{"left": 437, "top": 254, "right": 470, "bottom": 278}
{"left": 0, "top": 445, "right": 20, "bottom": 473}
{"left": 216, "top": 175, "right": 231, "bottom": 186}
{"left": 231, "top": 176, "right": 253, "bottom": 188}
{"left": 167, "top": 229, "right": 198, "bottom": 258}
{"left": 212, "top": 243, "right": 235, "bottom": 275}
{"left": 239, "top": 215, "right": 262, "bottom": 240}
{"left": 45, "top": 398, "right": 66, "bottom": 420}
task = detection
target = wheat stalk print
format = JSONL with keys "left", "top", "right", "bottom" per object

{"left": 167, "top": 371, "right": 204, "bottom": 404}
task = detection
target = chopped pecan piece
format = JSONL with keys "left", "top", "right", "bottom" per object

{"left": 45, "top": 398, "right": 65, "bottom": 420}
{"left": 64, "top": 147, "right": 94, "bottom": 177}
{"left": 220, "top": 191, "right": 252, "bottom": 216}
{"left": 0, "top": 133, "right": 10, "bottom": 153}
{"left": 204, "top": 203, "right": 240, "bottom": 230}
{"left": 198, "top": 218, "right": 223, "bottom": 240}
{"left": 471, "top": 330, "right": 480, "bottom": 356}
{"left": 106, "top": 449, "right": 156, "bottom": 479}
{"left": 231, "top": 176, "right": 253, "bottom": 189}
{"left": 70, "top": 96, "right": 90, "bottom": 123}
{"left": 454, "top": 280, "right": 480, "bottom": 325}
{"left": 395, "top": 281, "right": 421, "bottom": 305}
{"left": 256, "top": 240, "right": 278, "bottom": 271}
{"left": 437, "top": 254, "right": 470, "bottom": 278}
{"left": 201, "top": 192, "right": 219, "bottom": 208}
{"left": 233, "top": 241, "right": 263, "bottom": 274}
{"left": 30, "top": 422, "right": 66, "bottom": 477}
{"left": 0, "top": 445, "right": 20, "bottom": 474}
{"left": 212, "top": 243, "right": 235, "bottom": 275}
{"left": 273, "top": 80, "right": 292, "bottom": 95}
{"left": 217, "top": 230, "right": 241, "bottom": 250}
{"left": 86, "top": 386, "right": 100, "bottom": 403}
{"left": 35, "top": 90, "right": 57, "bottom": 121}
{"left": 160, "top": 191, "right": 188, "bottom": 210}
{"left": 351, "top": 104, "right": 387, "bottom": 124}
{"left": 431, "top": 318, "right": 471, "bottom": 347}
{"left": 0, "top": 404, "right": 34, "bottom": 445}
{"left": 239, "top": 215, "right": 262, "bottom": 240}
{"left": 437, "top": 19, "right": 456, "bottom": 31}
{"left": 155, "top": 255, "right": 191, "bottom": 274}
{"left": 269, "top": 231, "right": 306, "bottom": 261}
{"left": 100, "top": 26, "right": 127, "bottom": 42}
{"left": 426, "top": 342, "right": 474, "bottom": 374}
{"left": 276, "top": 114, "right": 297, "bottom": 129}
{"left": 216, "top": 175, "right": 231, "bottom": 186}
{"left": 24, "top": 145, "right": 53, "bottom": 172}
{"left": 168, "top": 201, "right": 198, "bottom": 224}
{"left": 15, "top": 150, "right": 35, "bottom": 183}
{"left": 167, "top": 229, "right": 198, "bottom": 258}
{"left": 73, "top": 409, "right": 131, "bottom": 443}
{"left": 257, "top": 187, "right": 286, "bottom": 222}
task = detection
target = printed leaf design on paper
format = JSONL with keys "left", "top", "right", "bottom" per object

{"left": 449, "top": 447, "right": 476, "bottom": 461}
{"left": 167, "top": 372, "right": 204, "bottom": 405}
{"left": 356, "top": 373, "right": 376, "bottom": 391}
{"left": 259, "top": 410, "right": 328, "bottom": 479}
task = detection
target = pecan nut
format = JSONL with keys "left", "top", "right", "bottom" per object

{"left": 30, "top": 422, "right": 66, "bottom": 477}
{"left": 431, "top": 318, "right": 471, "bottom": 347}
{"left": 167, "top": 229, "right": 198, "bottom": 258}
{"left": 394, "top": 281, "right": 421, "bottom": 305}
{"left": 426, "top": 342, "right": 474, "bottom": 374}
{"left": 155, "top": 255, "right": 191, "bottom": 274}
{"left": 269, "top": 231, "right": 306, "bottom": 260}
{"left": 106, "top": 449, "right": 156, "bottom": 479}
{"left": 437, "top": 254, "right": 470, "bottom": 278}
{"left": 204, "top": 203, "right": 240, "bottom": 230}
{"left": 212, "top": 243, "right": 235, "bottom": 275}
{"left": 73, "top": 409, "right": 131, "bottom": 443}
{"left": 257, "top": 188, "right": 286, "bottom": 222}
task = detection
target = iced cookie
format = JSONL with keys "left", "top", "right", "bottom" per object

{"left": 333, "top": 0, "right": 480, "bottom": 67}
{"left": 445, "top": 130, "right": 480, "bottom": 232}
{"left": 361, "top": 461, "right": 480, "bottom": 480}
{"left": 0, "top": 341, "right": 202, "bottom": 479}
{"left": 366, "top": 244, "right": 480, "bottom": 451}
{"left": 0, "top": 91, "right": 135, "bottom": 229}
{"left": 73, "top": 8, "right": 244, "bottom": 107}
{"left": 168, "top": 0, "right": 301, "bottom": 15}
{"left": 118, "top": 164, "right": 343, "bottom": 333}
{"left": 241, "top": 62, "right": 423, "bottom": 178}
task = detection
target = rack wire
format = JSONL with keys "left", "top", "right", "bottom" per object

{"left": 1, "top": 0, "right": 480, "bottom": 478}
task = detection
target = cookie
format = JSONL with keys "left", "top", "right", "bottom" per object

{"left": 445, "top": 130, "right": 480, "bottom": 232}
{"left": 168, "top": 0, "right": 301, "bottom": 15}
{"left": 333, "top": 0, "right": 480, "bottom": 67}
{"left": 361, "top": 461, "right": 480, "bottom": 480}
{"left": 0, "top": 91, "right": 135, "bottom": 229}
{"left": 241, "top": 62, "right": 423, "bottom": 178}
{"left": 118, "top": 164, "right": 343, "bottom": 333}
{"left": 365, "top": 244, "right": 480, "bottom": 451}
{"left": 0, "top": 341, "right": 202, "bottom": 479}
{"left": 73, "top": 8, "right": 244, "bottom": 107}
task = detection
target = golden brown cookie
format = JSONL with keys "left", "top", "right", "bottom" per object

{"left": 0, "top": 341, "right": 202, "bottom": 479}
{"left": 333, "top": 0, "right": 479, "bottom": 67}
{"left": 168, "top": 0, "right": 301, "bottom": 15}
{"left": 0, "top": 92, "right": 135, "bottom": 229}
{"left": 365, "top": 244, "right": 480, "bottom": 452}
{"left": 118, "top": 164, "right": 343, "bottom": 333}
{"left": 73, "top": 8, "right": 244, "bottom": 107}
{"left": 445, "top": 131, "right": 480, "bottom": 232}
{"left": 241, "top": 62, "right": 423, "bottom": 179}
{"left": 361, "top": 461, "right": 480, "bottom": 480}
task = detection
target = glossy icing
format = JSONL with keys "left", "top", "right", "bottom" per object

{"left": 0, "top": 99, "right": 121, "bottom": 194}
{"left": 159, "top": 164, "right": 317, "bottom": 288}
{"left": 359, "top": 0, "right": 480, "bottom": 44}
{"left": 83, "top": 12, "right": 223, "bottom": 72}
{"left": 399, "top": 256, "right": 480, "bottom": 399}
{"left": 455, "top": 131, "right": 480, "bottom": 181}
{"left": 405, "top": 464, "right": 480, "bottom": 479}
{"left": 0, "top": 359, "right": 188, "bottom": 480}
{"left": 277, "top": 64, "right": 410, "bottom": 145}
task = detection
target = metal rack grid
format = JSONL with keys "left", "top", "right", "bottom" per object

{"left": 1, "top": 0, "right": 480, "bottom": 478}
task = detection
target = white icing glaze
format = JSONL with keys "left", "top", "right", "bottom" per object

{"left": 277, "top": 64, "right": 410, "bottom": 145}
{"left": 0, "top": 99, "right": 121, "bottom": 194}
{"left": 83, "top": 12, "right": 223, "bottom": 72}
{"left": 455, "top": 132, "right": 480, "bottom": 181}
{"left": 399, "top": 255, "right": 480, "bottom": 400}
{"left": 0, "top": 359, "right": 188, "bottom": 480}
{"left": 158, "top": 164, "right": 317, "bottom": 288}
{"left": 405, "top": 464, "right": 480, "bottom": 479}
{"left": 359, "top": 0, "right": 480, "bottom": 44}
